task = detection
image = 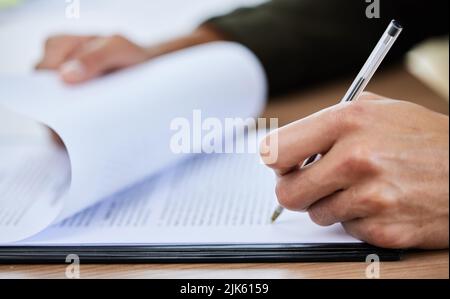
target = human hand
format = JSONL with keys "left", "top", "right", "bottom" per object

{"left": 36, "top": 26, "right": 225, "bottom": 144}
{"left": 35, "top": 26, "right": 224, "bottom": 84}
{"left": 260, "top": 92, "right": 449, "bottom": 249}
{"left": 35, "top": 34, "right": 152, "bottom": 84}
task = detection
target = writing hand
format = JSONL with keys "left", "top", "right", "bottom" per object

{"left": 261, "top": 92, "right": 449, "bottom": 249}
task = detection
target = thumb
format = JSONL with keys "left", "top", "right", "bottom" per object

{"left": 358, "top": 91, "right": 384, "bottom": 101}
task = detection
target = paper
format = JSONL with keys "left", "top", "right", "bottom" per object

{"left": 0, "top": 141, "right": 70, "bottom": 242}
{"left": 0, "top": 42, "right": 267, "bottom": 242}
{"left": 18, "top": 151, "right": 359, "bottom": 245}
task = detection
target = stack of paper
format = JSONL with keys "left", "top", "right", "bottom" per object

{"left": 0, "top": 42, "right": 393, "bottom": 263}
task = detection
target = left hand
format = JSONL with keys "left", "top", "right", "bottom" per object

{"left": 260, "top": 92, "right": 449, "bottom": 249}
{"left": 35, "top": 26, "right": 224, "bottom": 85}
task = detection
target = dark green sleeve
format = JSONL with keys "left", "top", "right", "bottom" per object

{"left": 204, "top": 0, "right": 449, "bottom": 96}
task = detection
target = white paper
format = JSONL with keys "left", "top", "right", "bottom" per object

{"left": 18, "top": 151, "right": 359, "bottom": 245}
{"left": 0, "top": 141, "right": 70, "bottom": 243}
{"left": 0, "top": 42, "right": 267, "bottom": 242}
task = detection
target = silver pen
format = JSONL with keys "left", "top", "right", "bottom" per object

{"left": 271, "top": 20, "right": 403, "bottom": 223}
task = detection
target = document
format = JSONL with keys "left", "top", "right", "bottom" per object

{"left": 18, "top": 149, "right": 359, "bottom": 245}
{"left": 0, "top": 41, "right": 359, "bottom": 246}
{"left": 0, "top": 42, "right": 267, "bottom": 243}
{"left": 0, "top": 142, "right": 69, "bottom": 243}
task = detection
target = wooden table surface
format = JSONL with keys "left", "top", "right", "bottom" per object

{"left": 0, "top": 250, "right": 447, "bottom": 279}
{"left": 0, "top": 66, "right": 448, "bottom": 279}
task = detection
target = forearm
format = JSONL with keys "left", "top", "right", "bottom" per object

{"left": 143, "top": 26, "right": 226, "bottom": 58}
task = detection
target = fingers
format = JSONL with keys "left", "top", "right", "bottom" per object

{"left": 260, "top": 93, "right": 384, "bottom": 171}
{"left": 307, "top": 184, "right": 376, "bottom": 226}
{"left": 358, "top": 92, "right": 383, "bottom": 101}
{"left": 261, "top": 102, "right": 357, "bottom": 171}
{"left": 342, "top": 219, "right": 408, "bottom": 249}
{"left": 262, "top": 96, "right": 384, "bottom": 212}
{"left": 37, "top": 35, "right": 150, "bottom": 84}
{"left": 59, "top": 36, "right": 125, "bottom": 83}
{"left": 274, "top": 136, "right": 379, "bottom": 211}
{"left": 274, "top": 146, "right": 349, "bottom": 211}
{"left": 36, "top": 35, "right": 95, "bottom": 70}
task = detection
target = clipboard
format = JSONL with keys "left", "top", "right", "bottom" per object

{"left": 0, "top": 243, "right": 402, "bottom": 263}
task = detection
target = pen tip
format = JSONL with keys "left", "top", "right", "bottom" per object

{"left": 270, "top": 211, "right": 281, "bottom": 224}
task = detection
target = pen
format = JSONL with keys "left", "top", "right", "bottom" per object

{"left": 271, "top": 20, "right": 403, "bottom": 223}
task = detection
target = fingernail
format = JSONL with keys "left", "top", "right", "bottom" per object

{"left": 60, "top": 60, "right": 86, "bottom": 81}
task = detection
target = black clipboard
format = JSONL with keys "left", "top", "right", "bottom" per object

{"left": 0, "top": 243, "right": 402, "bottom": 263}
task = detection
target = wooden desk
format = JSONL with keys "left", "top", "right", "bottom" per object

{"left": 0, "top": 67, "right": 448, "bottom": 279}
{"left": 0, "top": 250, "right": 447, "bottom": 279}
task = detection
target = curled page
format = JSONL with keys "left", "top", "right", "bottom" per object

{"left": 0, "top": 42, "right": 267, "bottom": 243}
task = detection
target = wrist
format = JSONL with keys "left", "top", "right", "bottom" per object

{"left": 143, "top": 25, "right": 226, "bottom": 59}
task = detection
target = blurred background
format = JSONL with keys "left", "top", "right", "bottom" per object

{"left": 0, "top": 0, "right": 266, "bottom": 139}
{"left": 0, "top": 0, "right": 267, "bottom": 73}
